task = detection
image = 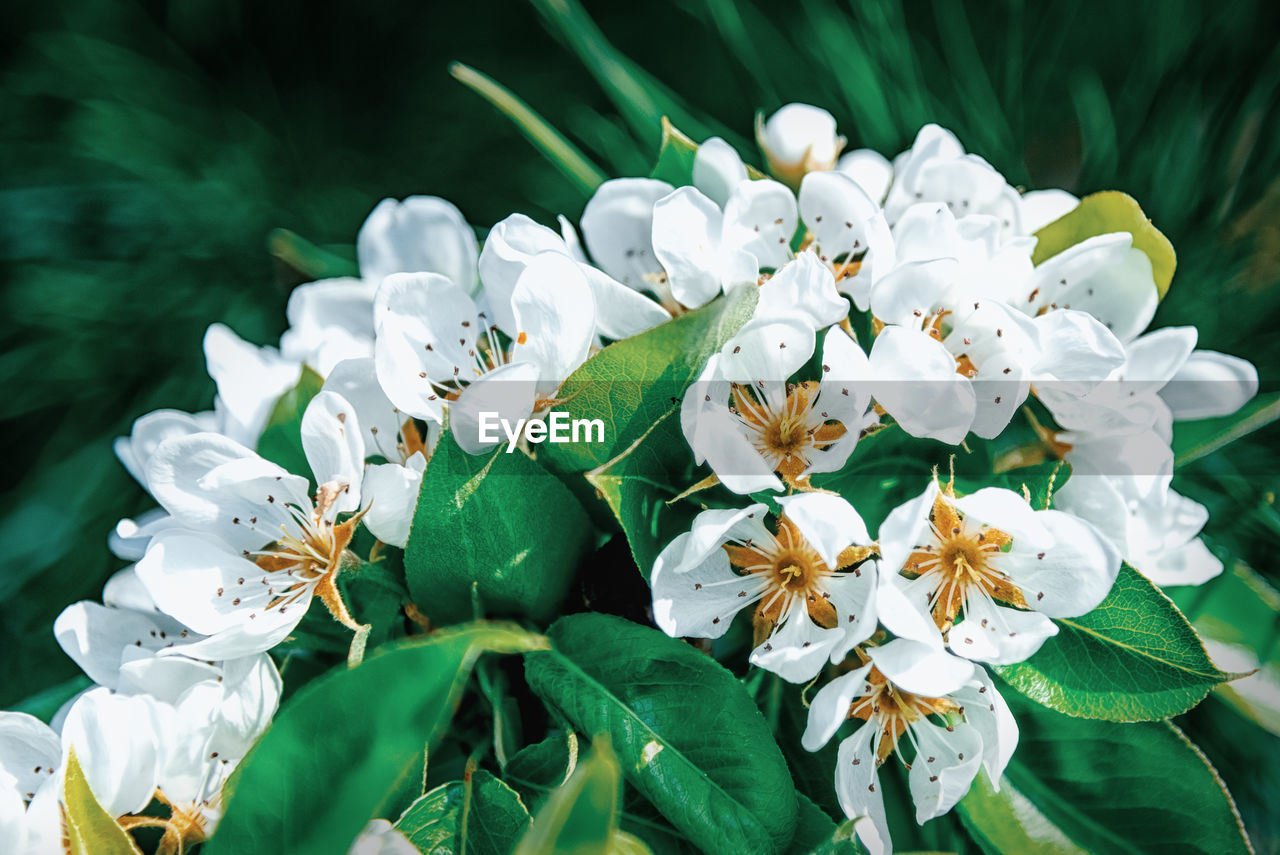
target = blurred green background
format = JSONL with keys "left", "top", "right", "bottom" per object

{"left": 3, "top": 0, "right": 1279, "bottom": 832}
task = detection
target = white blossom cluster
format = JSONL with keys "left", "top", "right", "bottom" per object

{"left": 0, "top": 104, "right": 1259, "bottom": 854}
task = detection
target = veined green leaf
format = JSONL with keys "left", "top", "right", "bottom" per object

{"left": 989, "top": 692, "right": 1252, "bottom": 855}
{"left": 787, "top": 795, "right": 862, "bottom": 854}
{"left": 63, "top": 748, "right": 144, "bottom": 855}
{"left": 256, "top": 366, "right": 323, "bottom": 476}
{"left": 404, "top": 434, "right": 592, "bottom": 625}
{"left": 542, "top": 284, "right": 758, "bottom": 475}
{"left": 205, "top": 623, "right": 546, "bottom": 855}
{"left": 1172, "top": 391, "right": 1280, "bottom": 468}
{"left": 1031, "top": 191, "right": 1176, "bottom": 299}
{"left": 394, "top": 770, "right": 532, "bottom": 855}
{"left": 524, "top": 614, "right": 797, "bottom": 855}
{"left": 958, "top": 773, "right": 1088, "bottom": 855}
{"left": 994, "top": 565, "right": 1235, "bottom": 721}
{"left": 513, "top": 737, "right": 625, "bottom": 855}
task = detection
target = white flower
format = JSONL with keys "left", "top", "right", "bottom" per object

{"left": 356, "top": 196, "right": 479, "bottom": 294}
{"left": 373, "top": 253, "right": 594, "bottom": 453}
{"left": 683, "top": 325, "right": 872, "bottom": 493}
{"left": 883, "top": 125, "right": 1022, "bottom": 235}
{"left": 136, "top": 406, "right": 370, "bottom": 659}
{"left": 797, "top": 170, "right": 896, "bottom": 311}
{"left": 1054, "top": 474, "right": 1222, "bottom": 587}
{"left": 278, "top": 277, "right": 377, "bottom": 376}
{"left": 579, "top": 177, "right": 674, "bottom": 291}
{"left": 0, "top": 712, "right": 61, "bottom": 855}
{"left": 349, "top": 819, "right": 419, "bottom": 855}
{"left": 836, "top": 149, "right": 894, "bottom": 204}
{"left": 480, "top": 213, "right": 670, "bottom": 340}
{"left": 651, "top": 180, "right": 798, "bottom": 309}
{"left": 757, "top": 103, "right": 844, "bottom": 185}
{"left": 802, "top": 640, "right": 1014, "bottom": 855}
{"left": 650, "top": 495, "right": 879, "bottom": 682}
{"left": 877, "top": 480, "right": 1121, "bottom": 664}
{"left": 692, "top": 136, "right": 749, "bottom": 207}
{"left": 322, "top": 357, "right": 434, "bottom": 547}
{"left": 1019, "top": 189, "right": 1078, "bottom": 233}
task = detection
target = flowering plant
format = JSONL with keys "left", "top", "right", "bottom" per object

{"left": 3, "top": 75, "right": 1275, "bottom": 855}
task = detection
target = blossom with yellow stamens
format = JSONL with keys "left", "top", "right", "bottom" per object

{"left": 877, "top": 478, "right": 1121, "bottom": 665}
{"left": 650, "top": 494, "right": 879, "bottom": 682}
{"left": 683, "top": 324, "right": 874, "bottom": 494}
{"left": 803, "top": 637, "right": 1016, "bottom": 855}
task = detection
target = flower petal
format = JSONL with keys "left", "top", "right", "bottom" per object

{"left": 760, "top": 103, "right": 841, "bottom": 174}
{"left": 777, "top": 493, "right": 870, "bottom": 568}
{"left": 908, "top": 719, "right": 983, "bottom": 823}
{"left": 581, "top": 177, "right": 673, "bottom": 290}
{"left": 723, "top": 178, "right": 799, "bottom": 270}
{"left": 1003, "top": 509, "right": 1121, "bottom": 618}
{"left": 652, "top": 186, "right": 727, "bottom": 308}
{"left": 0, "top": 713, "right": 61, "bottom": 799}
{"left": 867, "top": 327, "right": 976, "bottom": 444}
{"left": 578, "top": 262, "right": 671, "bottom": 340}
{"left": 1161, "top": 350, "right": 1259, "bottom": 420}
{"left": 509, "top": 251, "right": 596, "bottom": 391}
{"left": 692, "top": 136, "right": 748, "bottom": 207}
{"left": 756, "top": 252, "right": 848, "bottom": 330}
{"left": 719, "top": 312, "right": 817, "bottom": 382}
{"left": 54, "top": 601, "right": 193, "bottom": 693}
{"left": 834, "top": 725, "right": 893, "bottom": 855}
{"left": 1029, "top": 233, "right": 1158, "bottom": 344}
{"left": 301, "top": 391, "right": 365, "bottom": 512}
{"left": 450, "top": 361, "right": 540, "bottom": 455}
{"left": 867, "top": 636, "right": 974, "bottom": 697}
{"left": 361, "top": 456, "right": 426, "bottom": 548}
{"left": 357, "top": 196, "right": 478, "bottom": 293}
{"left": 476, "top": 213, "right": 568, "bottom": 334}
{"left": 322, "top": 357, "right": 409, "bottom": 462}
{"left": 654, "top": 504, "right": 772, "bottom": 576}
{"left": 837, "top": 149, "right": 893, "bottom": 203}
{"left": 949, "top": 597, "right": 1059, "bottom": 664}
{"left": 802, "top": 663, "right": 873, "bottom": 751}
{"left": 203, "top": 324, "right": 300, "bottom": 448}
{"left": 61, "top": 689, "right": 161, "bottom": 817}
{"left": 750, "top": 605, "right": 847, "bottom": 683}
{"left": 949, "top": 669, "right": 1018, "bottom": 786}
{"left": 1020, "top": 189, "right": 1078, "bottom": 233}
{"left": 876, "top": 482, "right": 938, "bottom": 580}
{"left": 650, "top": 533, "right": 765, "bottom": 639}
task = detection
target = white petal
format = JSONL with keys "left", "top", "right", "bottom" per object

{"left": 653, "top": 504, "right": 771, "bottom": 576}
{"left": 825, "top": 568, "right": 879, "bottom": 660}
{"left": 61, "top": 689, "right": 160, "bottom": 817}
{"left": 1019, "top": 189, "right": 1078, "bottom": 233}
{"left": 203, "top": 324, "right": 301, "bottom": 448}
{"left": 867, "top": 327, "right": 976, "bottom": 444}
{"left": 116, "top": 409, "right": 217, "bottom": 488}
{"left": 509, "top": 251, "right": 595, "bottom": 391}
{"left": 1161, "top": 350, "right": 1259, "bottom": 420}
{"left": 722, "top": 178, "right": 799, "bottom": 270}
{"left": 54, "top": 602, "right": 191, "bottom": 692}
{"left": 361, "top": 456, "right": 425, "bottom": 548}
{"left": 719, "top": 311, "right": 817, "bottom": 382}
{"left": 942, "top": 303, "right": 1034, "bottom": 439}
{"left": 1002, "top": 510, "right": 1121, "bottom": 618}
{"left": 695, "top": 405, "right": 784, "bottom": 495}
{"left": 834, "top": 726, "right": 893, "bottom": 855}
{"left": 581, "top": 177, "right": 673, "bottom": 289}
{"left": 949, "top": 670, "right": 1018, "bottom": 786}
{"left": 279, "top": 277, "right": 377, "bottom": 374}
{"left": 868, "top": 258, "right": 959, "bottom": 328}
{"left": 908, "top": 720, "right": 983, "bottom": 823}
{"left": 948, "top": 597, "right": 1059, "bottom": 664}
{"left": 761, "top": 103, "right": 841, "bottom": 171}
{"left": 750, "top": 601, "right": 847, "bottom": 682}
{"left": 117, "top": 654, "right": 220, "bottom": 704}
{"left": 109, "top": 508, "right": 176, "bottom": 561}
{"left": 476, "top": 213, "right": 567, "bottom": 334}
{"left": 798, "top": 171, "right": 880, "bottom": 264}
{"left": 0, "top": 713, "right": 61, "bottom": 799}
{"left": 650, "top": 535, "right": 764, "bottom": 639}
{"left": 102, "top": 565, "right": 161, "bottom": 613}
{"left": 1029, "top": 233, "right": 1158, "bottom": 344}
{"left": 301, "top": 391, "right": 364, "bottom": 512}
{"left": 837, "top": 149, "right": 893, "bottom": 203}
{"left": 357, "top": 196, "right": 479, "bottom": 293}
{"left": 146, "top": 433, "right": 311, "bottom": 552}
{"left": 578, "top": 262, "right": 671, "bottom": 340}
{"left": 756, "top": 253, "right": 847, "bottom": 330}
{"left": 321, "top": 357, "right": 406, "bottom": 462}
{"left": 952, "top": 488, "right": 1051, "bottom": 547}
{"left": 1030, "top": 308, "right": 1126, "bottom": 392}
{"left": 1144, "top": 537, "right": 1223, "bottom": 587}
{"left": 449, "top": 361, "right": 539, "bottom": 455}
{"left": 867, "top": 637, "right": 974, "bottom": 697}
{"left": 692, "top": 136, "right": 748, "bottom": 207}
{"left": 776, "top": 493, "right": 870, "bottom": 569}
{"left": 803, "top": 329, "right": 873, "bottom": 477}
{"left": 876, "top": 483, "right": 938, "bottom": 581}
{"left": 652, "top": 186, "right": 727, "bottom": 308}
{"left": 802, "top": 664, "right": 872, "bottom": 751}
{"left": 136, "top": 532, "right": 308, "bottom": 645}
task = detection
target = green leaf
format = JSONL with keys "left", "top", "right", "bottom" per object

{"left": 256, "top": 366, "right": 323, "bottom": 476}
{"left": 449, "top": 62, "right": 607, "bottom": 196}
{"left": 542, "top": 284, "right": 759, "bottom": 475}
{"left": 63, "top": 748, "right": 144, "bottom": 855}
{"left": 586, "top": 408, "right": 700, "bottom": 581}
{"left": 405, "top": 433, "right": 593, "bottom": 625}
{"left": 267, "top": 228, "right": 359, "bottom": 281}
{"left": 957, "top": 773, "right": 1089, "bottom": 855}
{"left": 990, "top": 692, "right": 1252, "bottom": 855}
{"left": 1030, "top": 191, "right": 1176, "bottom": 299}
{"left": 394, "top": 770, "right": 532, "bottom": 855}
{"left": 205, "top": 623, "right": 547, "bottom": 855}
{"left": 514, "top": 737, "right": 623, "bottom": 855}
{"left": 1172, "top": 391, "right": 1280, "bottom": 468}
{"left": 506, "top": 730, "right": 580, "bottom": 807}
{"left": 994, "top": 565, "right": 1235, "bottom": 721}
{"left": 524, "top": 614, "right": 797, "bottom": 855}
{"left": 11, "top": 673, "right": 92, "bottom": 723}
{"left": 787, "top": 795, "right": 862, "bottom": 854}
